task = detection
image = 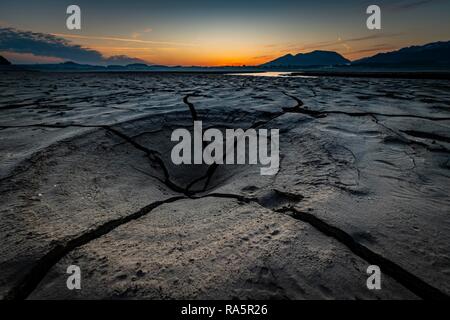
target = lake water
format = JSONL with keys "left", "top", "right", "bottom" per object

{"left": 228, "top": 71, "right": 317, "bottom": 78}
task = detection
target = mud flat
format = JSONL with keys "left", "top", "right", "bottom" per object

{"left": 0, "top": 72, "right": 449, "bottom": 299}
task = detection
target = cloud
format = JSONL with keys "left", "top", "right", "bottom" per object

{"left": 0, "top": 27, "right": 149, "bottom": 65}
{"left": 131, "top": 27, "right": 153, "bottom": 39}
{"left": 344, "top": 33, "right": 403, "bottom": 43}
{"left": 279, "top": 33, "right": 402, "bottom": 54}
{"left": 251, "top": 55, "right": 274, "bottom": 60}
{"left": 0, "top": 51, "right": 65, "bottom": 64}
{"left": 52, "top": 33, "right": 194, "bottom": 46}
{"left": 346, "top": 44, "right": 397, "bottom": 55}
{"left": 263, "top": 44, "right": 279, "bottom": 48}
{"left": 131, "top": 32, "right": 141, "bottom": 39}
{"left": 388, "top": 0, "right": 438, "bottom": 11}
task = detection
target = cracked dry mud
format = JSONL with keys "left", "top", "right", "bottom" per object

{"left": 0, "top": 72, "right": 449, "bottom": 300}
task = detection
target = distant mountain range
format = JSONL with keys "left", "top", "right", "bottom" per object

{"left": 1, "top": 40, "right": 449, "bottom": 72}
{"left": 262, "top": 41, "right": 450, "bottom": 69}
{"left": 4, "top": 61, "right": 256, "bottom": 72}
{"left": 261, "top": 50, "right": 350, "bottom": 67}
{"left": 4, "top": 61, "right": 171, "bottom": 72}
{"left": 19, "top": 61, "right": 164, "bottom": 71}
{"left": 352, "top": 41, "right": 450, "bottom": 67}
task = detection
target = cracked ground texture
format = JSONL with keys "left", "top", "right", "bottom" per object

{"left": 0, "top": 72, "right": 449, "bottom": 299}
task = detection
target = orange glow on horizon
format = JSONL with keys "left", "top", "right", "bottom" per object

{"left": 90, "top": 41, "right": 398, "bottom": 66}
{"left": 95, "top": 50, "right": 391, "bottom": 67}
{"left": 90, "top": 42, "right": 281, "bottom": 66}
{"left": 6, "top": 31, "right": 406, "bottom": 66}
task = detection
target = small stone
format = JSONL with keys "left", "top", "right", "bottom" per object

{"left": 136, "top": 270, "right": 146, "bottom": 277}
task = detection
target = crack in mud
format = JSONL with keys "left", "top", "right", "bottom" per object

{"left": 201, "top": 191, "right": 450, "bottom": 300}
{"left": 3, "top": 196, "right": 186, "bottom": 300}
{"left": 371, "top": 118, "right": 450, "bottom": 154}
{"left": 184, "top": 110, "right": 286, "bottom": 193}
{"left": 103, "top": 127, "right": 186, "bottom": 194}
{"left": 0, "top": 123, "right": 190, "bottom": 193}
{"left": 282, "top": 93, "right": 450, "bottom": 155}
{"left": 3, "top": 192, "right": 254, "bottom": 300}
{"left": 182, "top": 94, "right": 288, "bottom": 193}
{"left": 401, "top": 130, "right": 450, "bottom": 144}
{"left": 5, "top": 176, "right": 449, "bottom": 300}
{"left": 275, "top": 206, "right": 449, "bottom": 300}
{"left": 3, "top": 91, "right": 449, "bottom": 300}
{"left": 191, "top": 191, "right": 450, "bottom": 300}
{"left": 282, "top": 92, "right": 450, "bottom": 121}
{"left": 183, "top": 94, "right": 199, "bottom": 121}
{"left": 194, "top": 190, "right": 449, "bottom": 300}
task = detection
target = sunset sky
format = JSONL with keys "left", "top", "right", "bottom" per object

{"left": 1, "top": 0, "right": 449, "bottom": 66}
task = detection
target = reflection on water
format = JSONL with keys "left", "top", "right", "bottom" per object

{"left": 228, "top": 72, "right": 317, "bottom": 78}
{"left": 229, "top": 72, "right": 290, "bottom": 77}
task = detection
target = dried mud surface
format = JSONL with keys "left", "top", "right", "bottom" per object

{"left": 0, "top": 72, "right": 449, "bottom": 299}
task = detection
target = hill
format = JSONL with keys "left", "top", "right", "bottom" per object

{"left": 353, "top": 41, "right": 450, "bottom": 68}
{"left": 0, "top": 55, "right": 12, "bottom": 65}
{"left": 261, "top": 50, "right": 350, "bottom": 67}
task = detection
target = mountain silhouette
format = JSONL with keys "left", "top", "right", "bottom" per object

{"left": 353, "top": 41, "right": 450, "bottom": 67}
{"left": 262, "top": 50, "right": 350, "bottom": 67}
{"left": 0, "top": 55, "right": 12, "bottom": 65}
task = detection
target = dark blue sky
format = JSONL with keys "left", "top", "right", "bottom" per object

{"left": 1, "top": 0, "right": 449, "bottom": 65}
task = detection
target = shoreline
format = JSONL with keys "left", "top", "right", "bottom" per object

{"left": 3, "top": 68, "right": 450, "bottom": 80}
